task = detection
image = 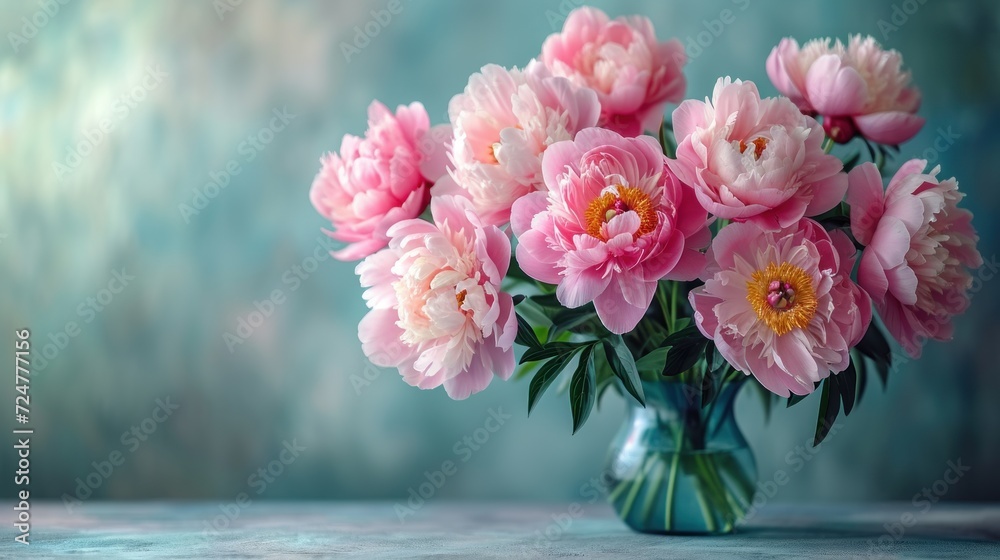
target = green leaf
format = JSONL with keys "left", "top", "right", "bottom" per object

{"left": 635, "top": 347, "right": 668, "bottom": 375}
{"left": 813, "top": 377, "right": 841, "bottom": 446}
{"left": 661, "top": 340, "right": 706, "bottom": 377}
{"left": 660, "top": 324, "right": 703, "bottom": 348}
{"left": 511, "top": 294, "right": 525, "bottom": 306}
{"left": 527, "top": 350, "right": 580, "bottom": 415}
{"left": 528, "top": 293, "right": 561, "bottom": 309}
{"left": 787, "top": 392, "right": 809, "bottom": 408}
{"left": 549, "top": 305, "right": 600, "bottom": 339}
{"left": 658, "top": 118, "right": 676, "bottom": 158}
{"left": 514, "top": 312, "right": 541, "bottom": 349}
{"left": 838, "top": 359, "right": 858, "bottom": 417}
{"left": 701, "top": 362, "right": 725, "bottom": 409}
{"left": 842, "top": 151, "right": 862, "bottom": 172}
{"left": 569, "top": 345, "right": 597, "bottom": 434}
{"left": 520, "top": 341, "right": 584, "bottom": 364}
{"left": 854, "top": 351, "right": 868, "bottom": 407}
{"left": 856, "top": 323, "right": 892, "bottom": 365}
{"left": 602, "top": 335, "right": 645, "bottom": 406}
{"left": 705, "top": 341, "right": 726, "bottom": 372}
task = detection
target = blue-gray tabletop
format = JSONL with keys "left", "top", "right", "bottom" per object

{"left": 4, "top": 502, "right": 999, "bottom": 558}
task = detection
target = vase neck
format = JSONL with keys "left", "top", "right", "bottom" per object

{"left": 628, "top": 379, "right": 746, "bottom": 452}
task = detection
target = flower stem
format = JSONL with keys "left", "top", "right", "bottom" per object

{"left": 663, "top": 416, "right": 685, "bottom": 531}
{"left": 822, "top": 136, "right": 834, "bottom": 154}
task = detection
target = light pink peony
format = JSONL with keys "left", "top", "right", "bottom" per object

{"left": 356, "top": 195, "right": 517, "bottom": 400}
{"left": 766, "top": 35, "right": 924, "bottom": 145}
{"left": 436, "top": 62, "right": 600, "bottom": 227}
{"left": 311, "top": 101, "right": 442, "bottom": 261}
{"left": 541, "top": 6, "right": 686, "bottom": 136}
{"left": 689, "top": 220, "right": 872, "bottom": 397}
{"left": 848, "top": 160, "right": 982, "bottom": 358}
{"left": 669, "top": 78, "right": 847, "bottom": 230}
{"left": 511, "top": 128, "right": 709, "bottom": 335}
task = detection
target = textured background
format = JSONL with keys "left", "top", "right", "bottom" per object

{"left": 1, "top": 0, "right": 998, "bottom": 508}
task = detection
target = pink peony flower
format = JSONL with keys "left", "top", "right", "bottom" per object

{"left": 766, "top": 35, "right": 924, "bottom": 145}
{"left": 541, "top": 6, "right": 686, "bottom": 136}
{"left": 310, "top": 100, "right": 440, "bottom": 261}
{"left": 511, "top": 127, "right": 709, "bottom": 335}
{"left": 848, "top": 160, "right": 982, "bottom": 358}
{"left": 356, "top": 195, "right": 517, "bottom": 400}
{"left": 689, "top": 220, "right": 872, "bottom": 397}
{"left": 669, "top": 78, "right": 847, "bottom": 230}
{"left": 436, "top": 62, "right": 601, "bottom": 227}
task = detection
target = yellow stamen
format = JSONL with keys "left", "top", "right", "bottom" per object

{"left": 746, "top": 262, "right": 817, "bottom": 335}
{"left": 739, "top": 137, "right": 769, "bottom": 159}
{"left": 583, "top": 185, "right": 658, "bottom": 240}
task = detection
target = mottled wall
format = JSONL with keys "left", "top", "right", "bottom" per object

{"left": 1, "top": 0, "right": 998, "bottom": 507}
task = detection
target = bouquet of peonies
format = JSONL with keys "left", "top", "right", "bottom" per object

{"left": 310, "top": 6, "right": 981, "bottom": 533}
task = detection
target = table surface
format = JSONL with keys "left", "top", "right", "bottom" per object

{"left": 3, "top": 501, "right": 999, "bottom": 558}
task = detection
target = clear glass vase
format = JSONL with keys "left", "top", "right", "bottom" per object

{"left": 605, "top": 378, "right": 756, "bottom": 534}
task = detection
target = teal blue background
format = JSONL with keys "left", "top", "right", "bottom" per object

{"left": 1, "top": 0, "right": 998, "bottom": 507}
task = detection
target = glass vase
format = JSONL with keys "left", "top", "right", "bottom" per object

{"left": 605, "top": 378, "right": 756, "bottom": 534}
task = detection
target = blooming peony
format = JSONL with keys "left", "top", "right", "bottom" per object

{"left": 311, "top": 101, "right": 441, "bottom": 261}
{"left": 669, "top": 78, "right": 847, "bottom": 230}
{"left": 437, "top": 62, "right": 601, "bottom": 226}
{"left": 511, "top": 127, "right": 709, "bottom": 335}
{"left": 766, "top": 35, "right": 923, "bottom": 145}
{"left": 848, "top": 160, "right": 982, "bottom": 358}
{"left": 356, "top": 195, "right": 517, "bottom": 399}
{"left": 689, "top": 220, "right": 872, "bottom": 397}
{"left": 541, "top": 6, "right": 686, "bottom": 136}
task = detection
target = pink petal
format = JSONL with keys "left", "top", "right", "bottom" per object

{"left": 853, "top": 112, "right": 925, "bottom": 145}
{"left": 805, "top": 54, "right": 868, "bottom": 116}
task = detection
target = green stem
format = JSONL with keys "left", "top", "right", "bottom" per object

{"left": 639, "top": 456, "right": 666, "bottom": 524}
{"left": 618, "top": 454, "right": 656, "bottom": 522}
{"left": 690, "top": 459, "right": 719, "bottom": 533}
{"left": 822, "top": 136, "right": 834, "bottom": 154}
{"left": 663, "top": 416, "right": 685, "bottom": 531}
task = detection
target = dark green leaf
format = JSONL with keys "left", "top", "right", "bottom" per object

{"left": 569, "top": 345, "right": 597, "bottom": 434}
{"left": 856, "top": 323, "right": 892, "bottom": 366}
{"left": 813, "top": 377, "right": 841, "bottom": 446}
{"left": 659, "top": 324, "right": 704, "bottom": 348}
{"left": 511, "top": 294, "right": 525, "bottom": 306}
{"left": 528, "top": 293, "right": 561, "bottom": 309}
{"left": 658, "top": 118, "right": 675, "bottom": 158}
{"left": 661, "top": 340, "right": 706, "bottom": 377}
{"left": 514, "top": 311, "right": 542, "bottom": 350}
{"left": 701, "top": 364, "right": 725, "bottom": 409}
{"left": 787, "top": 392, "right": 809, "bottom": 408}
{"left": 842, "top": 151, "right": 862, "bottom": 172}
{"left": 838, "top": 359, "right": 858, "bottom": 417}
{"left": 854, "top": 351, "right": 868, "bottom": 407}
{"left": 602, "top": 335, "right": 644, "bottom": 406}
{"left": 520, "top": 341, "right": 584, "bottom": 364}
{"left": 705, "top": 341, "right": 726, "bottom": 372}
{"left": 550, "top": 305, "right": 599, "bottom": 339}
{"left": 527, "top": 350, "right": 579, "bottom": 415}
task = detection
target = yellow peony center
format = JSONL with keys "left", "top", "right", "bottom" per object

{"left": 455, "top": 289, "right": 467, "bottom": 308}
{"left": 746, "top": 262, "right": 817, "bottom": 336}
{"left": 583, "top": 186, "right": 658, "bottom": 240}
